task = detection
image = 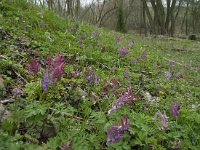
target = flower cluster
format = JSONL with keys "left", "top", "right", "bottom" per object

{"left": 28, "top": 59, "right": 41, "bottom": 75}
{"left": 42, "top": 55, "right": 65, "bottom": 93}
{"left": 41, "top": 69, "right": 52, "bottom": 93}
{"left": 154, "top": 110, "right": 169, "bottom": 130}
{"left": 119, "top": 48, "right": 129, "bottom": 57}
{"left": 108, "top": 87, "right": 136, "bottom": 114}
{"left": 170, "top": 103, "right": 180, "bottom": 119}
{"left": 107, "top": 116, "right": 129, "bottom": 146}
{"left": 12, "top": 87, "right": 23, "bottom": 97}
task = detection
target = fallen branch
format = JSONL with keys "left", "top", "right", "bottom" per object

{"left": 14, "top": 71, "right": 28, "bottom": 83}
{"left": 0, "top": 98, "right": 15, "bottom": 104}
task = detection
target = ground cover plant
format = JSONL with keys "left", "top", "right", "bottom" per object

{"left": 0, "top": 0, "right": 200, "bottom": 150}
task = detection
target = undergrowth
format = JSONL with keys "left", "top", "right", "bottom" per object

{"left": 0, "top": 0, "right": 199, "bottom": 150}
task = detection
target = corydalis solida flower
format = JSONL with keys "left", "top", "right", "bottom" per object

{"left": 108, "top": 87, "right": 136, "bottom": 114}
{"left": 119, "top": 48, "right": 129, "bottom": 57}
{"left": 28, "top": 60, "right": 41, "bottom": 75}
{"left": 107, "top": 116, "right": 129, "bottom": 146}
{"left": 46, "top": 55, "right": 65, "bottom": 81}
{"left": 51, "top": 62, "right": 65, "bottom": 81}
{"left": 42, "top": 69, "right": 52, "bottom": 93}
{"left": 154, "top": 110, "right": 169, "bottom": 130}
{"left": 41, "top": 55, "right": 65, "bottom": 92}
{"left": 12, "top": 87, "right": 23, "bottom": 96}
{"left": 170, "top": 103, "right": 180, "bottom": 119}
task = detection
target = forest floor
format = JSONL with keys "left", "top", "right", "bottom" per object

{"left": 0, "top": 1, "right": 200, "bottom": 150}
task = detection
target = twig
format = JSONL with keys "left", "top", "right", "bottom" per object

{"left": 14, "top": 71, "right": 28, "bottom": 83}
{"left": 0, "top": 98, "right": 15, "bottom": 104}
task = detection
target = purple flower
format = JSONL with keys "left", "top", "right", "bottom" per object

{"left": 53, "top": 55, "right": 65, "bottom": 67}
{"left": 51, "top": 63, "right": 65, "bottom": 81}
{"left": 124, "top": 69, "right": 130, "bottom": 79}
{"left": 94, "top": 75, "right": 99, "bottom": 85}
{"left": 46, "top": 56, "right": 53, "bottom": 67}
{"left": 119, "top": 48, "right": 129, "bottom": 57}
{"left": 28, "top": 60, "right": 41, "bottom": 75}
{"left": 154, "top": 110, "right": 169, "bottom": 130}
{"left": 170, "top": 103, "right": 180, "bottom": 119}
{"left": 12, "top": 88, "right": 23, "bottom": 96}
{"left": 108, "top": 87, "right": 136, "bottom": 114}
{"left": 41, "top": 55, "right": 66, "bottom": 93}
{"left": 45, "top": 55, "right": 66, "bottom": 81}
{"left": 107, "top": 116, "right": 129, "bottom": 146}
{"left": 41, "top": 69, "right": 52, "bottom": 93}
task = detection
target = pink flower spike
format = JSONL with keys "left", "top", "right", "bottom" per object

{"left": 108, "top": 87, "right": 136, "bottom": 114}
{"left": 28, "top": 59, "right": 41, "bottom": 75}
{"left": 107, "top": 116, "right": 129, "bottom": 146}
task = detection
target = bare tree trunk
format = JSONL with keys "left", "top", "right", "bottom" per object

{"left": 75, "top": 0, "right": 80, "bottom": 19}
{"left": 142, "top": 0, "right": 154, "bottom": 34}
{"left": 170, "top": 0, "right": 177, "bottom": 36}
{"left": 165, "top": 0, "right": 171, "bottom": 33}
{"left": 143, "top": 0, "right": 147, "bottom": 36}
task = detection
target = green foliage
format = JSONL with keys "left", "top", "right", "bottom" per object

{"left": 0, "top": 0, "right": 199, "bottom": 149}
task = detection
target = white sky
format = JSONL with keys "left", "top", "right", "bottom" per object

{"left": 81, "top": 0, "right": 93, "bottom": 6}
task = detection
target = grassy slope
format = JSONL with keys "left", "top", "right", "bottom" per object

{"left": 0, "top": 1, "right": 200, "bottom": 149}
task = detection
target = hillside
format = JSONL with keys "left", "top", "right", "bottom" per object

{"left": 0, "top": 1, "right": 200, "bottom": 150}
